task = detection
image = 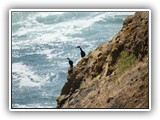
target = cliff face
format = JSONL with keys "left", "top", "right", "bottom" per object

{"left": 57, "top": 12, "right": 149, "bottom": 108}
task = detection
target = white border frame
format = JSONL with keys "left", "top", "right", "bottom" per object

{"left": 9, "top": 9, "right": 151, "bottom": 111}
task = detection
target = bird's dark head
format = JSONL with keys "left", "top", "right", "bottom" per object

{"left": 76, "top": 46, "right": 80, "bottom": 48}
{"left": 67, "top": 58, "right": 70, "bottom": 60}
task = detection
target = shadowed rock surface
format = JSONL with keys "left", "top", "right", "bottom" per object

{"left": 56, "top": 12, "right": 149, "bottom": 108}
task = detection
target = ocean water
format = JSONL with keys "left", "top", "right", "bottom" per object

{"left": 11, "top": 11, "right": 134, "bottom": 108}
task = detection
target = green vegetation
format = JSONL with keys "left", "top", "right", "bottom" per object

{"left": 117, "top": 51, "right": 137, "bottom": 74}
{"left": 113, "top": 51, "right": 137, "bottom": 83}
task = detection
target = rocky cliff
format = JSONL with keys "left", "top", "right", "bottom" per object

{"left": 56, "top": 12, "right": 149, "bottom": 108}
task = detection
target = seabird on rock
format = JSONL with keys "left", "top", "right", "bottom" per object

{"left": 76, "top": 46, "right": 86, "bottom": 58}
{"left": 67, "top": 58, "right": 73, "bottom": 68}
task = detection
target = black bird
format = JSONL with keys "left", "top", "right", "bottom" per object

{"left": 76, "top": 46, "right": 86, "bottom": 58}
{"left": 67, "top": 58, "right": 73, "bottom": 68}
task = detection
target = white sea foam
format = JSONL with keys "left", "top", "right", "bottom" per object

{"left": 12, "top": 13, "right": 106, "bottom": 49}
{"left": 12, "top": 62, "right": 45, "bottom": 87}
{"left": 36, "top": 12, "right": 65, "bottom": 17}
{"left": 12, "top": 12, "right": 134, "bottom": 49}
{"left": 12, "top": 103, "right": 54, "bottom": 108}
{"left": 35, "top": 49, "right": 64, "bottom": 59}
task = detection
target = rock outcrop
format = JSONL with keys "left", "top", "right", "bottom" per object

{"left": 56, "top": 12, "right": 149, "bottom": 108}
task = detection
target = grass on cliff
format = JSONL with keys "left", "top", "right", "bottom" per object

{"left": 117, "top": 51, "right": 137, "bottom": 74}
{"left": 113, "top": 51, "right": 137, "bottom": 83}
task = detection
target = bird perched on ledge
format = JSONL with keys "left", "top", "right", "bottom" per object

{"left": 67, "top": 58, "right": 73, "bottom": 68}
{"left": 76, "top": 46, "right": 86, "bottom": 58}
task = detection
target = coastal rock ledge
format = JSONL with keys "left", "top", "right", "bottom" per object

{"left": 56, "top": 12, "right": 149, "bottom": 108}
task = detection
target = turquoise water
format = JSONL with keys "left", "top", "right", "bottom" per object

{"left": 12, "top": 11, "right": 134, "bottom": 108}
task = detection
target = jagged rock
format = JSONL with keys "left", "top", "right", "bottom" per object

{"left": 123, "top": 15, "right": 134, "bottom": 27}
{"left": 56, "top": 12, "right": 149, "bottom": 108}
